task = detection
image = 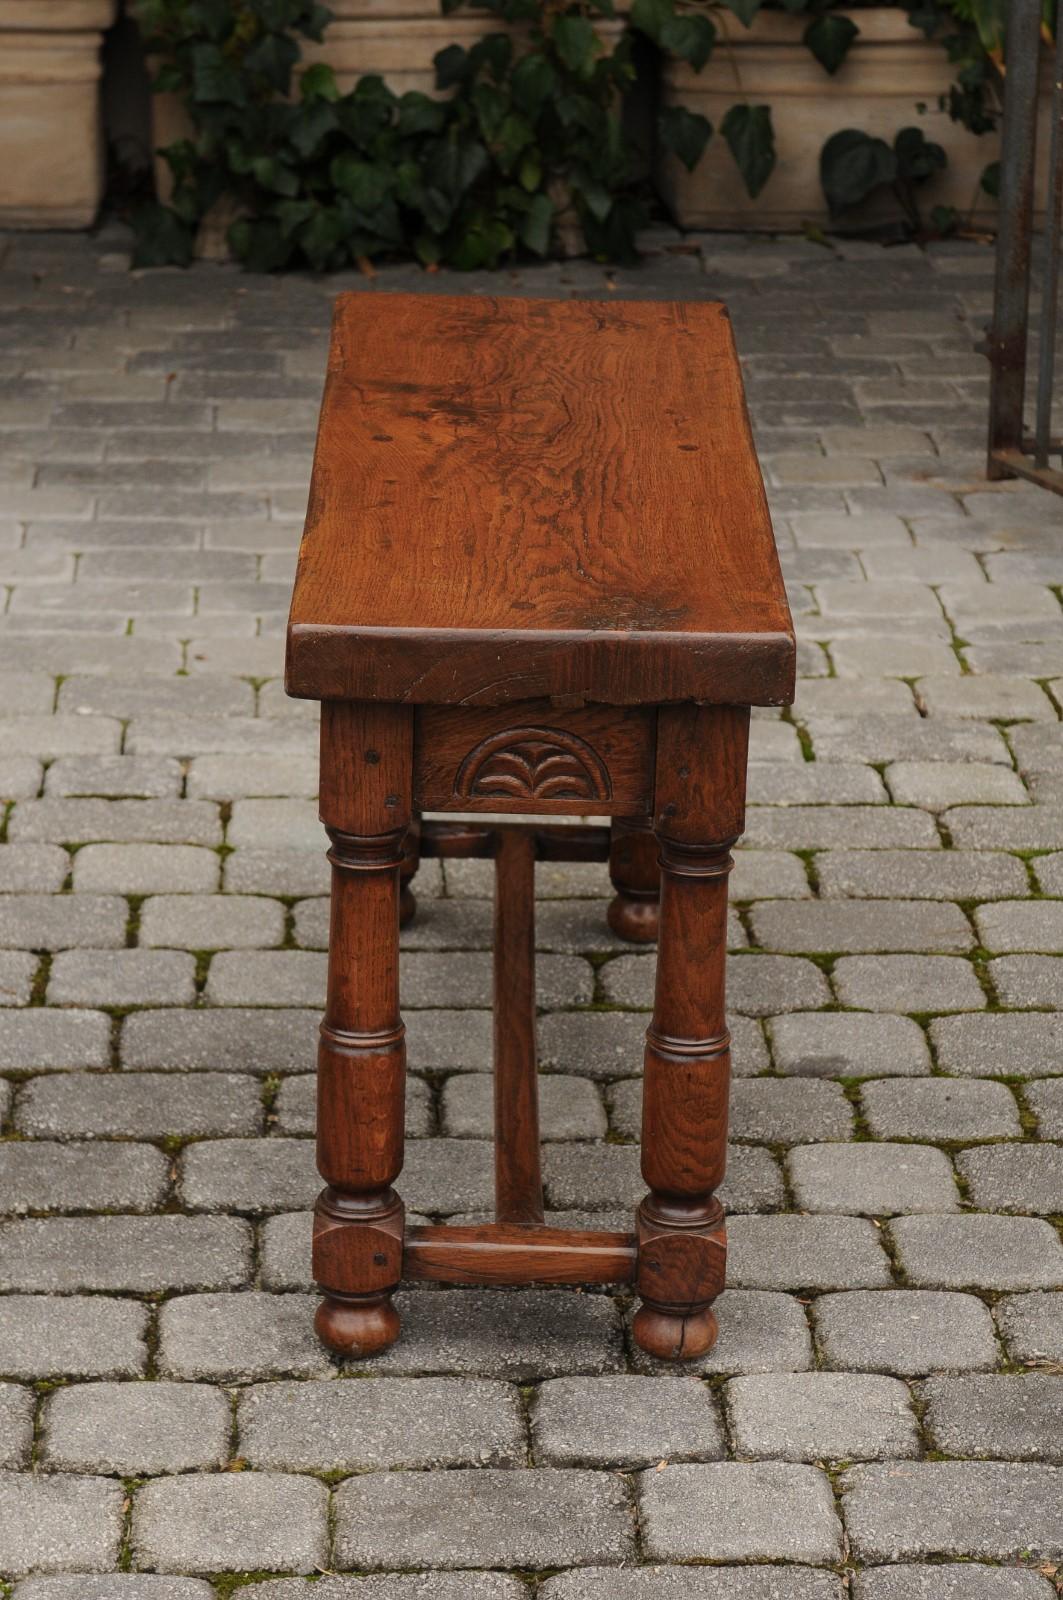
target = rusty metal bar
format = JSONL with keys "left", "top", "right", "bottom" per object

{"left": 985, "top": 0, "right": 1063, "bottom": 495}
{"left": 1034, "top": 10, "right": 1063, "bottom": 468}
{"left": 986, "top": 0, "right": 1042, "bottom": 480}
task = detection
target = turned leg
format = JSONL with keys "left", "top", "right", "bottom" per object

{"left": 313, "top": 702, "right": 412, "bottom": 1358}
{"left": 607, "top": 817, "right": 660, "bottom": 944}
{"left": 633, "top": 705, "right": 749, "bottom": 1362}
{"left": 400, "top": 813, "right": 422, "bottom": 928}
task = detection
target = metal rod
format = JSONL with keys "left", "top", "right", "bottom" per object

{"left": 986, "top": 0, "right": 1043, "bottom": 478}
{"left": 1035, "top": 0, "right": 1063, "bottom": 467}
{"left": 492, "top": 828, "right": 544, "bottom": 1226}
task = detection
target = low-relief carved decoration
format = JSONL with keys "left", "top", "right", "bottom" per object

{"left": 454, "top": 727, "right": 611, "bottom": 802}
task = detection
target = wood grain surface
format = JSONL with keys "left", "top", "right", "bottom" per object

{"left": 286, "top": 292, "right": 794, "bottom": 708}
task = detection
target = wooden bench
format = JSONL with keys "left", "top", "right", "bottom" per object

{"left": 286, "top": 291, "right": 795, "bottom": 1363}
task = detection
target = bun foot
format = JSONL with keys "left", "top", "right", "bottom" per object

{"left": 399, "top": 885, "right": 417, "bottom": 927}
{"left": 633, "top": 1303, "right": 718, "bottom": 1362}
{"left": 607, "top": 893, "right": 659, "bottom": 944}
{"left": 315, "top": 1294, "right": 400, "bottom": 1359}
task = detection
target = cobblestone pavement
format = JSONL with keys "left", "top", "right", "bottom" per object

{"left": 0, "top": 223, "right": 1061, "bottom": 1599}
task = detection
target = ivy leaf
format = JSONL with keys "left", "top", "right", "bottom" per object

{"left": 131, "top": 203, "right": 195, "bottom": 269}
{"left": 552, "top": 15, "right": 598, "bottom": 73}
{"left": 330, "top": 154, "right": 392, "bottom": 211}
{"left": 714, "top": 0, "right": 762, "bottom": 25}
{"left": 423, "top": 138, "right": 491, "bottom": 201}
{"left": 820, "top": 127, "right": 896, "bottom": 214}
{"left": 969, "top": 0, "right": 1006, "bottom": 54}
{"left": 510, "top": 54, "right": 557, "bottom": 115}
{"left": 469, "top": 32, "right": 513, "bottom": 83}
{"left": 287, "top": 99, "right": 338, "bottom": 158}
{"left": 243, "top": 32, "right": 300, "bottom": 95}
{"left": 300, "top": 62, "right": 339, "bottom": 102}
{"left": 152, "top": 62, "right": 186, "bottom": 94}
{"left": 630, "top": 0, "right": 673, "bottom": 44}
{"left": 894, "top": 125, "right": 946, "bottom": 182}
{"left": 519, "top": 191, "right": 553, "bottom": 255}
{"left": 518, "top": 149, "right": 542, "bottom": 191}
{"left": 302, "top": 3, "right": 333, "bottom": 42}
{"left": 721, "top": 103, "right": 775, "bottom": 197}
{"left": 182, "top": 0, "right": 231, "bottom": 42}
{"left": 448, "top": 214, "right": 514, "bottom": 270}
{"left": 803, "top": 13, "right": 858, "bottom": 73}
{"left": 190, "top": 43, "right": 247, "bottom": 106}
{"left": 572, "top": 172, "right": 612, "bottom": 222}
{"left": 299, "top": 207, "right": 346, "bottom": 271}
{"left": 658, "top": 105, "right": 713, "bottom": 171}
{"left": 434, "top": 44, "right": 469, "bottom": 90}
{"left": 230, "top": 217, "right": 294, "bottom": 273}
{"left": 251, "top": 156, "right": 301, "bottom": 196}
{"left": 980, "top": 159, "right": 1000, "bottom": 198}
{"left": 496, "top": 113, "right": 534, "bottom": 172}
{"left": 660, "top": 13, "right": 716, "bottom": 70}
{"left": 396, "top": 92, "right": 447, "bottom": 137}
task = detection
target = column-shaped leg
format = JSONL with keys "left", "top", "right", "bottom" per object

{"left": 313, "top": 701, "right": 412, "bottom": 1358}
{"left": 607, "top": 817, "right": 660, "bottom": 944}
{"left": 633, "top": 705, "right": 749, "bottom": 1362}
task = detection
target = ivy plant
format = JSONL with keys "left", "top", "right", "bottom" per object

{"left": 820, "top": 124, "right": 948, "bottom": 233}
{"left": 133, "top": 0, "right": 718, "bottom": 270}
{"left": 133, "top": 0, "right": 870, "bottom": 270}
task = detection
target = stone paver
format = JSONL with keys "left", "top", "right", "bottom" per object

{"left": 0, "top": 1140, "right": 168, "bottom": 1215}
{"left": 13, "top": 1582, "right": 216, "bottom": 1600}
{"left": 0, "top": 1215, "right": 251, "bottom": 1292}
{"left": 638, "top": 1462, "right": 843, "bottom": 1563}
{"left": 957, "top": 1144, "right": 1063, "bottom": 1215}
{"left": 995, "top": 1293, "right": 1063, "bottom": 1364}
{"left": 238, "top": 1376, "right": 524, "bottom": 1470}
{"left": 531, "top": 1376, "right": 724, "bottom": 1467}
{"left": 47, "top": 949, "right": 196, "bottom": 1006}
{"left": 41, "top": 1381, "right": 231, "bottom": 1474}
{"left": 15, "top": 1071, "right": 262, "bottom": 1139}
{"left": 334, "top": 1468, "right": 636, "bottom": 1570}
{"left": 1028, "top": 1078, "right": 1063, "bottom": 1136}
{"left": 788, "top": 1142, "right": 959, "bottom": 1215}
{"left": 930, "top": 1013, "right": 1063, "bottom": 1078}
{"left": 832, "top": 955, "right": 987, "bottom": 1013}
{"left": 0, "top": 1295, "right": 148, "bottom": 1379}
{"left": 750, "top": 899, "right": 972, "bottom": 953}
{"left": 1, "top": 231, "right": 1060, "bottom": 1593}
{"left": 0, "top": 1383, "right": 34, "bottom": 1468}
{"left": 726, "top": 1371, "right": 919, "bottom": 1461}
{"left": 158, "top": 1292, "right": 332, "bottom": 1382}
{"left": 921, "top": 1373, "right": 1063, "bottom": 1462}
{"left": 0, "top": 1471, "right": 125, "bottom": 1575}
{"left": 768, "top": 1012, "right": 931, "bottom": 1077}
{"left": 861, "top": 1078, "right": 1022, "bottom": 1141}
{"left": 132, "top": 1474, "right": 329, "bottom": 1574}
{"left": 540, "top": 1574, "right": 845, "bottom": 1600}
{"left": 841, "top": 1461, "right": 1063, "bottom": 1561}
{"left": 814, "top": 1290, "right": 1000, "bottom": 1375}
{"left": 853, "top": 1569, "right": 1055, "bottom": 1600}
{"left": 890, "top": 1215, "right": 1063, "bottom": 1291}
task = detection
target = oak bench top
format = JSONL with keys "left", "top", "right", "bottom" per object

{"left": 286, "top": 291, "right": 794, "bottom": 709}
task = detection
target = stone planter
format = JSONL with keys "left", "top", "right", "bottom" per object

{"left": 661, "top": 8, "right": 1045, "bottom": 231}
{"left": 0, "top": 0, "right": 116, "bottom": 228}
